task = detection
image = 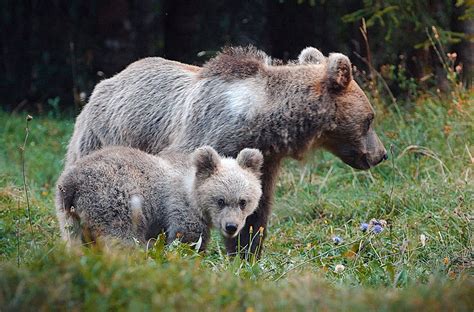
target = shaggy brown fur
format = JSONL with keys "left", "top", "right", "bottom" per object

{"left": 56, "top": 146, "right": 263, "bottom": 250}
{"left": 64, "top": 46, "right": 387, "bottom": 257}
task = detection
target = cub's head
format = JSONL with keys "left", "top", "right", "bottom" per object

{"left": 299, "top": 48, "right": 387, "bottom": 170}
{"left": 192, "top": 146, "right": 263, "bottom": 238}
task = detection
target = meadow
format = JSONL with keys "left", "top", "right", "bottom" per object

{"left": 0, "top": 87, "right": 472, "bottom": 310}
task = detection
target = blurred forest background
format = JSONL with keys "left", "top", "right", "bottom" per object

{"left": 0, "top": 0, "right": 473, "bottom": 114}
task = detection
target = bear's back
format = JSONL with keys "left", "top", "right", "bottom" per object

{"left": 60, "top": 147, "right": 178, "bottom": 216}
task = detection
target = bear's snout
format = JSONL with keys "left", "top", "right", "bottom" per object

{"left": 363, "top": 149, "right": 388, "bottom": 169}
{"left": 377, "top": 152, "right": 388, "bottom": 164}
{"left": 363, "top": 129, "right": 387, "bottom": 169}
{"left": 366, "top": 152, "right": 387, "bottom": 168}
{"left": 220, "top": 217, "right": 242, "bottom": 238}
{"left": 225, "top": 223, "right": 238, "bottom": 236}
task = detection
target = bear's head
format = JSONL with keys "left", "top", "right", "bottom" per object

{"left": 300, "top": 48, "right": 387, "bottom": 170}
{"left": 192, "top": 146, "right": 263, "bottom": 238}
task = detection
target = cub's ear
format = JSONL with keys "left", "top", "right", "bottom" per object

{"left": 193, "top": 146, "right": 221, "bottom": 180}
{"left": 236, "top": 148, "right": 263, "bottom": 177}
{"left": 327, "top": 53, "right": 352, "bottom": 91}
{"left": 298, "top": 47, "right": 325, "bottom": 65}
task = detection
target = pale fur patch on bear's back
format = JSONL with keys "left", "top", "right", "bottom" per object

{"left": 223, "top": 79, "right": 266, "bottom": 118}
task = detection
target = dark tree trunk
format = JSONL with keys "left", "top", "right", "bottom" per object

{"left": 266, "top": 0, "right": 318, "bottom": 60}
{"left": 163, "top": 0, "right": 202, "bottom": 63}
{"left": 1, "top": 0, "right": 33, "bottom": 110}
{"left": 452, "top": 3, "right": 473, "bottom": 85}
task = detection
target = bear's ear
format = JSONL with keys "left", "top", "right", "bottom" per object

{"left": 298, "top": 47, "right": 325, "bottom": 65}
{"left": 193, "top": 146, "right": 221, "bottom": 180}
{"left": 236, "top": 148, "right": 263, "bottom": 177}
{"left": 327, "top": 53, "right": 352, "bottom": 91}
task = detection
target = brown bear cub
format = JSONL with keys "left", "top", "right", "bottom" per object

{"left": 56, "top": 146, "right": 263, "bottom": 250}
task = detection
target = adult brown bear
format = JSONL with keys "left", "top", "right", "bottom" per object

{"left": 65, "top": 46, "right": 387, "bottom": 256}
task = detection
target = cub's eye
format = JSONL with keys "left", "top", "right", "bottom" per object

{"left": 239, "top": 199, "right": 247, "bottom": 210}
{"left": 217, "top": 198, "right": 226, "bottom": 208}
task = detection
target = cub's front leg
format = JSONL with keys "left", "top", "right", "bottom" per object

{"left": 166, "top": 219, "right": 210, "bottom": 251}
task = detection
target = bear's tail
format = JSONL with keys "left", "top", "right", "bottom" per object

{"left": 55, "top": 175, "right": 84, "bottom": 247}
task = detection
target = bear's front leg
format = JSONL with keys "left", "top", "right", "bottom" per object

{"left": 224, "top": 160, "right": 280, "bottom": 258}
{"left": 166, "top": 219, "right": 210, "bottom": 252}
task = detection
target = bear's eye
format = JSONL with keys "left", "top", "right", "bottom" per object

{"left": 239, "top": 199, "right": 247, "bottom": 210}
{"left": 217, "top": 198, "right": 226, "bottom": 208}
{"left": 366, "top": 116, "right": 374, "bottom": 132}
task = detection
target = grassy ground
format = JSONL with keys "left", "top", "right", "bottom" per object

{"left": 0, "top": 89, "right": 473, "bottom": 311}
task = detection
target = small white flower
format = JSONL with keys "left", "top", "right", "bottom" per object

{"left": 334, "top": 264, "right": 345, "bottom": 273}
{"left": 420, "top": 234, "right": 427, "bottom": 247}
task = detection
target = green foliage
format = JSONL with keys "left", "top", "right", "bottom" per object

{"left": 342, "top": 0, "right": 472, "bottom": 95}
{"left": 342, "top": 0, "right": 464, "bottom": 45}
{"left": 1, "top": 245, "right": 473, "bottom": 311}
{"left": 0, "top": 87, "right": 473, "bottom": 309}
{"left": 457, "top": 0, "right": 474, "bottom": 20}
{"left": 0, "top": 114, "right": 73, "bottom": 189}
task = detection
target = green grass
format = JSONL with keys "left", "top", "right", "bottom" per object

{"left": 0, "top": 90, "right": 473, "bottom": 311}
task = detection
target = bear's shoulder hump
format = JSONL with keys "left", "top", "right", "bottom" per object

{"left": 200, "top": 46, "right": 272, "bottom": 80}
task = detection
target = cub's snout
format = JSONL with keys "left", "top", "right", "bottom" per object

{"left": 224, "top": 222, "right": 238, "bottom": 237}
{"left": 219, "top": 214, "right": 245, "bottom": 238}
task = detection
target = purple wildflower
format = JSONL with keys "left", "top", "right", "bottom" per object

{"left": 372, "top": 224, "right": 383, "bottom": 234}
{"left": 332, "top": 236, "right": 343, "bottom": 245}
{"left": 360, "top": 223, "right": 369, "bottom": 232}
